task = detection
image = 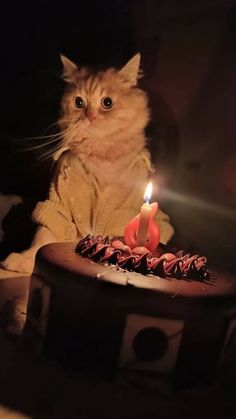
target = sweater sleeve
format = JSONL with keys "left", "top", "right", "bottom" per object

{"left": 32, "top": 155, "right": 77, "bottom": 241}
{"left": 155, "top": 208, "right": 174, "bottom": 244}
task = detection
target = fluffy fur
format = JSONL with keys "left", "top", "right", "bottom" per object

{"left": 1, "top": 54, "right": 155, "bottom": 274}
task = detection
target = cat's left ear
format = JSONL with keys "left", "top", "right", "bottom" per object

{"left": 119, "top": 53, "right": 141, "bottom": 86}
{"left": 60, "top": 54, "right": 78, "bottom": 83}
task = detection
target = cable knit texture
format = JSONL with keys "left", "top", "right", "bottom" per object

{"left": 32, "top": 151, "right": 174, "bottom": 244}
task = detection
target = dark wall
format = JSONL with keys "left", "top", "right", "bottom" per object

{"left": 0, "top": 0, "right": 236, "bottom": 270}
{"left": 131, "top": 1, "right": 236, "bottom": 270}
{"left": 0, "top": 1, "right": 135, "bottom": 198}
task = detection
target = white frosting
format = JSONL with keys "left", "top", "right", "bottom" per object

{"left": 96, "top": 264, "right": 162, "bottom": 290}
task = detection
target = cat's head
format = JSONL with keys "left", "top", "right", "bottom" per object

{"left": 56, "top": 53, "right": 150, "bottom": 160}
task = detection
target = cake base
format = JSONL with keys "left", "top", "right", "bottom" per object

{"left": 25, "top": 242, "right": 236, "bottom": 391}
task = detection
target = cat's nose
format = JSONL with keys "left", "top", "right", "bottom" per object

{"left": 86, "top": 110, "right": 97, "bottom": 121}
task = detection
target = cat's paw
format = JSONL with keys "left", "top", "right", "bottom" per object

{"left": 1, "top": 250, "right": 35, "bottom": 274}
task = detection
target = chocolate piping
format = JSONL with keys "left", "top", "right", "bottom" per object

{"left": 75, "top": 235, "right": 209, "bottom": 280}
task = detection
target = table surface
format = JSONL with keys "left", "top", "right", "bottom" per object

{"left": 36, "top": 242, "right": 236, "bottom": 299}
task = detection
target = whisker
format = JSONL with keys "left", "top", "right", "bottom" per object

{"left": 14, "top": 116, "right": 80, "bottom": 162}
{"left": 20, "top": 123, "right": 76, "bottom": 152}
{"left": 43, "top": 119, "right": 70, "bottom": 131}
{"left": 42, "top": 119, "right": 76, "bottom": 134}
{"left": 22, "top": 137, "right": 62, "bottom": 151}
{"left": 38, "top": 144, "right": 63, "bottom": 162}
{"left": 39, "top": 151, "right": 62, "bottom": 163}
{"left": 23, "top": 125, "right": 73, "bottom": 141}
{"left": 24, "top": 133, "right": 61, "bottom": 140}
{"left": 22, "top": 119, "right": 77, "bottom": 142}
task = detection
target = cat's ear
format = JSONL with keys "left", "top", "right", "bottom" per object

{"left": 119, "top": 53, "right": 141, "bottom": 86}
{"left": 60, "top": 54, "right": 78, "bottom": 83}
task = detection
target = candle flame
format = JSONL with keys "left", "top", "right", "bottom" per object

{"left": 143, "top": 181, "right": 153, "bottom": 203}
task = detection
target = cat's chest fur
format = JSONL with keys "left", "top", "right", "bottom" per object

{"left": 79, "top": 152, "right": 136, "bottom": 189}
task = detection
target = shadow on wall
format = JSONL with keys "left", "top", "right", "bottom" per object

{"left": 138, "top": 35, "right": 180, "bottom": 196}
{"left": 161, "top": 6, "right": 236, "bottom": 271}
{"left": 133, "top": 4, "right": 236, "bottom": 271}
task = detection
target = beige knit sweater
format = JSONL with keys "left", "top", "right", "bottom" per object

{"left": 32, "top": 150, "right": 174, "bottom": 244}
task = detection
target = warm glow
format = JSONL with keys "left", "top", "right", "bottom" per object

{"left": 143, "top": 181, "right": 153, "bottom": 203}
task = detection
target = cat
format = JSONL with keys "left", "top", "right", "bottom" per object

{"left": 1, "top": 53, "right": 174, "bottom": 274}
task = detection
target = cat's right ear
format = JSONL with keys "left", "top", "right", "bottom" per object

{"left": 60, "top": 54, "right": 78, "bottom": 83}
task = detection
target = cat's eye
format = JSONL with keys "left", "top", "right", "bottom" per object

{"left": 101, "top": 97, "right": 113, "bottom": 109}
{"left": 74, "top": 96, "right": 85, "bottom": 109}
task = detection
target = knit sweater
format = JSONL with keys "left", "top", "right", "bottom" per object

{"left": 32, "top": 150, "right": 174, "bottom": 244}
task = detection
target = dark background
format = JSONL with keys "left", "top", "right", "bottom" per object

{"left": 0, "top": 0, "right": 236, "bottom": 270}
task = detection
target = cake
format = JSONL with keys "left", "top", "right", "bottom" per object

{"left": 25, "top": 238, "right": 236, "bottom": 391}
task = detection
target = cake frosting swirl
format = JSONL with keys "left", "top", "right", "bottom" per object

{"left": 75, "top": 235, "right": 209, "bottom": 280}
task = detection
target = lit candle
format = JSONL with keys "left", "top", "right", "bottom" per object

{"left": 136, "top": 182, "right": 153, "bottom": 247}
{"left": 124, "top": 182, "right": 160, "bottom": 253}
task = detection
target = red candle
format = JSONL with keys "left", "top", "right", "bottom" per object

{"left": 124, "top": 182, "right": 160, "bottom": 253}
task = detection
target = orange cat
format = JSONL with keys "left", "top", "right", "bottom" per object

{"left": 1, "top": 53, "right": 174, "bottom": 274}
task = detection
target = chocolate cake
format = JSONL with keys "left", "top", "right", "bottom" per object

{"left": 25, "top": 240, "right": 236, "bottom": 391}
